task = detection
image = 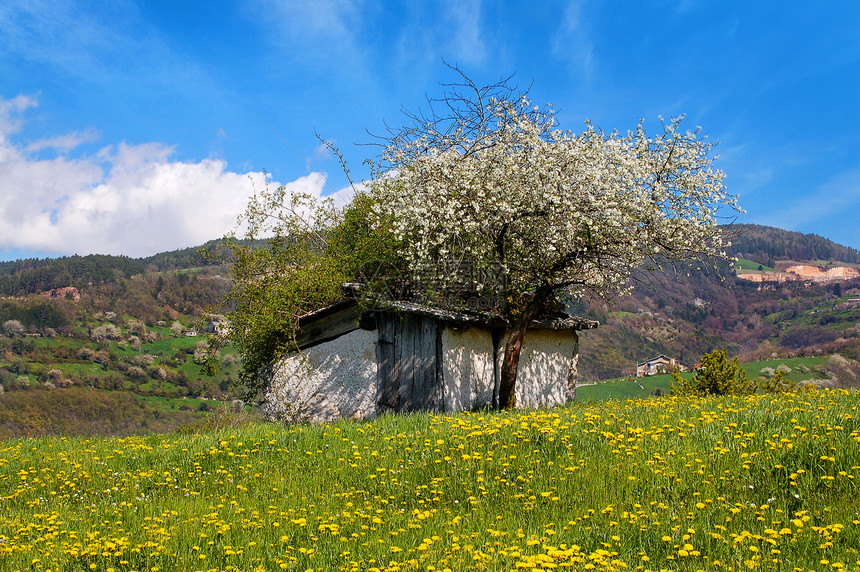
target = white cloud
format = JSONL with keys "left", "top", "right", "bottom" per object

{"left": 0, "top": 95, "right": 339, "bottom": 258}
{"left": 313, "top": 141, "right": 333, "bottom": 162}
{"left": 253, "top": 0, "right": 364, "bottom": 64}
{"left": 0, "top": 95, "right": 37, "bottom": 141}
{"left": 0, "top": 0, "right": 215, "bottom": 105}
{"left": 443, "top": 0, "right": 486, "bottom": 65}
{"left": 754, "top": 167, "right": 860, "bottom": 233}
{"left": 0, "top": 1, "right": 137, "bottom": 81}
{"left": 25, "top": 128, "right": 100, "bottom": 154}
{"left": 552, "top": 2, "right": 595, "bottom": 79}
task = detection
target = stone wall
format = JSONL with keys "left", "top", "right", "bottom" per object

{"left": 262, "top": 329, "right": 378, "bottom": 423}
{"left": 264, "top": 324, "right": 581, "bottom": 423}
{"left": 441, "top": 327, "right": 496, "bottom": 411}
{"left": 513, "top": 329, "right": 579, "bottom": 408}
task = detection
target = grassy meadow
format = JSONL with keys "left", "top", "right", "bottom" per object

{"left": 734, "top": 259, "right": 777, "bottom": 273}
{"left": 577, "top": 356, "right": 842, "bottom": 403}
{"left": 1, "top": 388, "right": 859, "bottom": 571}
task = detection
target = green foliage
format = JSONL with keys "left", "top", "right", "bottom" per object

{"left": 757, "top": 369, "right": 798, "bottom": 393}
{"left": 671, "top": 348, "right": 755, "bottom": 396}
{"left": 221, "top": 181, "right": 404, "bottom": 393}
{"left": 0, "top": 387, "right": 208, "bottom": 439}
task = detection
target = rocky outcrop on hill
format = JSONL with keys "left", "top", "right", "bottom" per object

{"left": 737, "top": 265, "right": 860, "bottom": 284}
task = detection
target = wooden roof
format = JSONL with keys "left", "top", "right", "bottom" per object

{"left": 292, "top": 285, "right": 599, "bottom": 350}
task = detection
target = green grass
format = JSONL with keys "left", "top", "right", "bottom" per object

{"left": 135, "top": 394, "right": 223, "bottom": 412}
{"left": 607, "top": 310, "right": 639, "bottom": 319}
{"left": 577, "top": 356, "right": 838, "bottom": 402}
{"left": 576, "top": 375, "right": 670, "bottom": 401}
{"left": 734, "top": 258, "right": 775, "bottom": 272}
{"left": 1, "top": 389, "right": 859, "bottom": 571}
{"left": 46, "top": 361, "right": 106, "bottom": 378}
{"left": 143, "top": 335, "right": 204, "bottom": 354}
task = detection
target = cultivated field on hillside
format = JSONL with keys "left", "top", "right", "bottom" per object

{"left": 1, "top": 388, "right": 858, "bottom": 571}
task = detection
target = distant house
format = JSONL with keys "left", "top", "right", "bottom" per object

{"left": 262, "top": 288, "right": 598, "bottom": 423}
{"left": 183, "top": 329, "right": 199, "bottom": 337}
{"left": 39, "top": 286, "right": 81, "bottom": 302}
{"left": 636, "top": 355, "right": 683, "bottom": 377}
{"left": 203, "top": 316, "right": 230, "bottom": 335}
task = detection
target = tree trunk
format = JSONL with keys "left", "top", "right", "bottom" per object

{"left": 497, "top": 321, "right": 527, "bottom": 409}
{"left": 565, "top": 333, "right": 580, "bottom": 403}
{"left": 497, "top": 285, "right": 554, "bottom": 410}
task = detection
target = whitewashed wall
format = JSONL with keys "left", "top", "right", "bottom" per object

{"left": 513, "top": 330, "right": 579, "bottom": 408}
{"left": 262, "top": 329, "right": 378, "bottom": 423}
{"left": 440, "top": 327, "right": 496, "bottom": 411}
{"left": 264, "top": 323, "right": 580, "bottom": 423}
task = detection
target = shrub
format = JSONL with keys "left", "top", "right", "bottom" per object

{"left": 91, "top": 350, "right": 111, "bottom": 366}
{"left": 757, "top": 369, "right": 797, "bottom": 393}
{"left": 127, "top": 366, "right": 147, "bottom": 379}
{"left": 3, "top": 319, "right": 24, "bottom": 337}
{"left": 128, "top": 335, "right": 142, "bottom": 351}
{"left": 671, "top": 349, "right": 754, "bottom": 396}
{"left": 131, "top": 354, "right": 156, "bottom": 367}
{"left": 193, "top": 341, "right": 210, "bottom": 364}
{"left": 91, "top": 324, "right": 122, "bottom": 341}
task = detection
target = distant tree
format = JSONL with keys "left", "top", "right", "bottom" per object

{"left": 126, "top": 319, "right": 146, "bottom": 336}
{"left": 758, "top": 369, "right": 797, "bottom": 393}
{"left": 170, "top": 321, "right": 184, "bottom": 337}
{"left": 2, "top": 319, "right": 24, "bottom": 337}
{"left": 91, "top": 324, "right": 122, "bottom": 342}
{"left": 671, "top": 349, "right": 754, "bottom": 396}
{"left": 193, "top": 341, "right": 210, "bottom": 364}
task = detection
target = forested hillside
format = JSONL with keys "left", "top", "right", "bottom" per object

{"left": 0, "top": 239, "right": 258, "bottom": 296}
{"left": 0, "top": 242, "right": 248, "bottom": 438}
{"left": 578, "top": 224, "right": 860, "bottom": 381}
{"left": 726, "top": 223, "right": 860, "bottom": 267}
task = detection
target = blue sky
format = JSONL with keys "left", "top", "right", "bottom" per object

{"left": 1, "top": 1, "right": 859, "bottom": 260}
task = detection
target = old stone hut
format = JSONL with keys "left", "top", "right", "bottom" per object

{"left": 261, "top": 289, "right": 598, "bottom": 423}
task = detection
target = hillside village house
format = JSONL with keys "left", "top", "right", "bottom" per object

{"left": 262, "top": 287, "right": 598, "bottom": 423}
{"left": 636, "top": 355, "right": 684, "bottom": 377}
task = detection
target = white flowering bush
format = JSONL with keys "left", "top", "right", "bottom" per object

{"left": 369, "top": 67, "right": 742, "bottom": 408}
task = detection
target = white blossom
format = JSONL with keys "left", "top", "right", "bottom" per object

{"left": 369, "top": 96, "right": 738, "bottom": 303}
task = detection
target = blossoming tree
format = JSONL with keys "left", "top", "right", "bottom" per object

{"left": 369, "top": 69, "right": 742, "bottom": 408}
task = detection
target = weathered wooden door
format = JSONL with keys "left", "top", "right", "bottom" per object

{"left": 376, "top": 312, "right": 443, "bottom": 414}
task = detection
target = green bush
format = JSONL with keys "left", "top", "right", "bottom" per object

{"left": 757, "top": 369, "right": 797, "bottom": 393}
{"left": 671, "top": 348, "right": 754, "bottom": 396}
{"left": 222, "top": 188, "right": 404, "bottom": 395}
